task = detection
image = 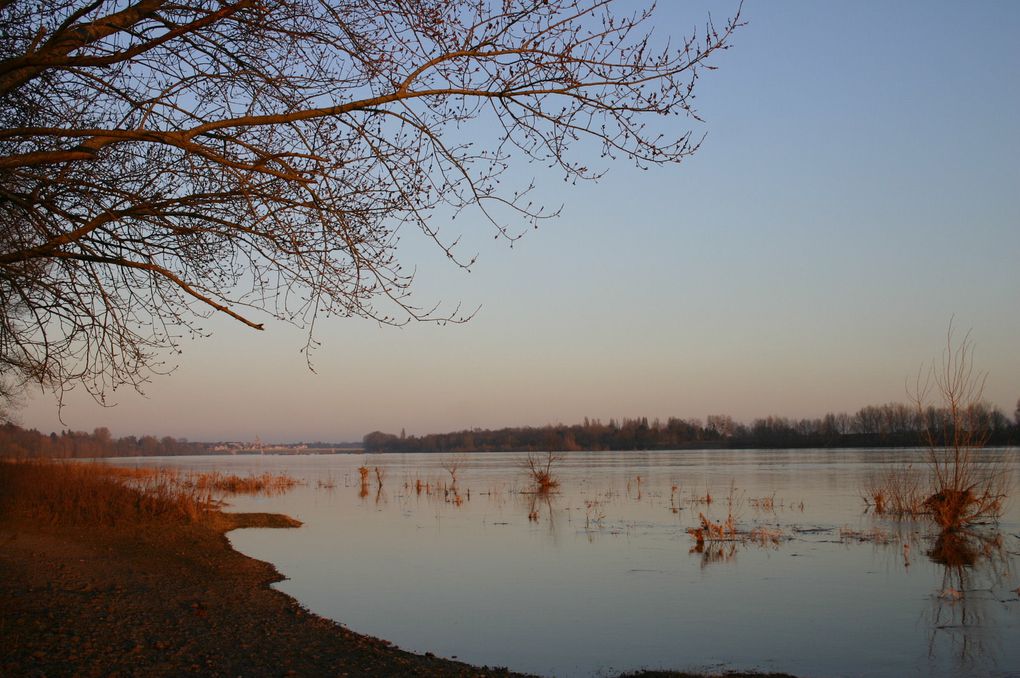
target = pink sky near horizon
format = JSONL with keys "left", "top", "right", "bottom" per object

{"left": 16, "top": 1, "right": 1020, "bottom": 443}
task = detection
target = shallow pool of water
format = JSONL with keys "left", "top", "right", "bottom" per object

{"left": 120, "top": 449, "right": 1020, "bottom": 677}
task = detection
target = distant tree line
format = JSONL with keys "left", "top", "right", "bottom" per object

{"left": 3, "top": 399, "right": 1016, "bottom": 458}
{"left": 0, "top": 424, "right": 212, "bottom": 458}
{"left": 364, "top": 401, "right": 1019, "bottom": 453}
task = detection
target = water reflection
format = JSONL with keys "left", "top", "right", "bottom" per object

{"left": 923, "top": 529, "right": 1014, "bottom": 676}
{"left": 691, "top": 540, "right": 738, "bottom": 568}
{"left": 115, "top": 449, "right": 1019, "bottom": 678}
{"left": 522, "top": 491, "right": 560, "bottom": 540}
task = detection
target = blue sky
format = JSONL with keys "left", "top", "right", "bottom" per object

{"left": 20, "top": 0, "right": 1020, "bottom": 442}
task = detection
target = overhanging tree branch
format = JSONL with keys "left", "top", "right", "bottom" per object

{"left": 0, "top": 0, "right": 742, "bottom": 403}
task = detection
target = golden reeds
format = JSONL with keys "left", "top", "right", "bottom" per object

{"left": 0, "top": 460, "right": 304, "bottom": 528}
{"left": 0, "top": 460, "right": 206, "bottom": 526}
{"left": 184, "top": 471, "right": 300, "bottom": 495}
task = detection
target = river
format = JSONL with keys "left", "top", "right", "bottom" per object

{"left": 117, "top": 448, "right": 1020, "bottom": 677}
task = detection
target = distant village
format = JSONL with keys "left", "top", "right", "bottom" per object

{"left": 0, "top": 424, "right": 362, "bottom": 458}
{"left": 208, "top": 440, "right": 362, "bottom": 455}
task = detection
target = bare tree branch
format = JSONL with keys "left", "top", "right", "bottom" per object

{"left": 0, "top": 0, "right": 742, "bottom": 403}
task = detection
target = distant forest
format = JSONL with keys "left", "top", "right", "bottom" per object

{"left": 364, "top": 401, "right": 1020, "bottom": 453}
{"left": 3, "top": 400, "right": 1017, "bottom": 459}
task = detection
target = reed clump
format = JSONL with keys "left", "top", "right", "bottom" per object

{"left": 0, "top": 459, "right": 208, "bottom": 526}
{"left": 686, "top": 483, "right": 785, "bottom": 551}
{"left": 687, "top": 511, "right": 737, "bottom": 547}
{"left": 861, "top": 465, "right": 926, "bottom": 517}
{"left": 186, "top": 471, "right": 300, "bottom": 495}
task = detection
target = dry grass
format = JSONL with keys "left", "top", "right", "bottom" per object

{"left": 687, "top": 511, "right": 738, "bottom": 546}
{"left": 0, "top": 459, "right": 208, "bottom": 526}
{"left": 0, "top": 460, "right": 306, "bottom": 528}
{"left": 861, "top": 465, "right": 926, "bottom": 517}
{"left": 686, "top": 484, "right": 785, "bottom": 551}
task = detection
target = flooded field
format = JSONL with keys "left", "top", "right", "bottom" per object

{"left": 119, "top": 449, "right": 1020, "bottom": 677}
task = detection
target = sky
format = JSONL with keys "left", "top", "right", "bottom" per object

{"left": 18, "top": 0, "right": 1020, "bottom": 443}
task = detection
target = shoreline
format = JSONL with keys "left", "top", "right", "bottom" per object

{"left": 1, "top": 510, "right": 522, "bottom": 677}
{"left": 1, "top": 508, "right": 796, "bottom": 677}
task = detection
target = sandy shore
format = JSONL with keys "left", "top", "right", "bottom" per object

{"left": 0, "top": 510, "right": 796, "bottom": 677}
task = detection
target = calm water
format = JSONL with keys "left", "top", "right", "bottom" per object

{"left": 118, "top": 449, "right": 1020, "bottom": 677}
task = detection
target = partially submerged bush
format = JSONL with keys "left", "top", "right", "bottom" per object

{"left": 862, "top": 328, "right": 1010, "bottom": 532}
{"left": 912, "top": 329, "right": 1010, "bottom": 530}
{"left": 521, "top": 451, "right": 563, "bottom": 493}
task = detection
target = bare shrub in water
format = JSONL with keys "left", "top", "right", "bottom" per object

{"left": 911, "top": 327, "right": 1009, "bottom": 530}
{"left": 860, "top": 328, "right": 1009, "bottom": 531}
{"left": 441, "top": 456, "right": 464, "bottom": 488}
{"left": 521, "top": 451, "right": 563, "bottom": 493}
